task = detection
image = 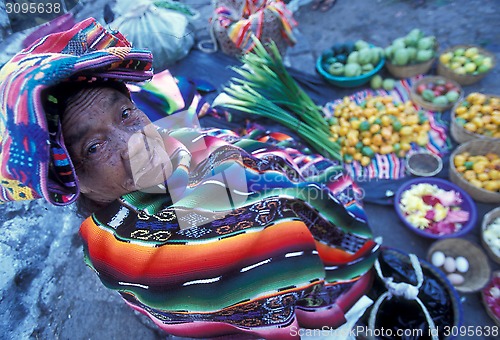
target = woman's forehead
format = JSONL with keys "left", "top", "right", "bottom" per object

{"left": 61, "top": 87, "right": 127, "bottom": 144}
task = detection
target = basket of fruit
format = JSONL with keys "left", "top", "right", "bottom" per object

{"left": 450, "top": 92, "right": 500, "bottom": 144}
{"left": 481, "top": 207, "right": 500, "bottom": 265}
{"left": 449, "top": 139, "right": 500, "bottom": 203}
{"left": 316, "top": 40, "right": 385, "bottom": 88}
{"left": 410, "top": 76, "right": 463, "bottom": 112}
{"left": 384, "top": 28, "right": 437, "bottom": 79}
{"left": 395, "top": 178, "right": 477, "bottom": 239}
{"left": 427, "top": 238, "right": 491, "bottom": 293}
{"left": 437, "top": 45, "right": 495, "bottom": 85}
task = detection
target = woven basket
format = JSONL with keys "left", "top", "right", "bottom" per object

{"left": 427, "top": 238, "right": 491, "bottom": 293}
{"left": 450, "top": 94, "right": 500, "bottom": 144}
{"left": 437, "top": 45, "right": 496, "bottom": 85}
{"left": 449, "top": 139, "right": 500, "bottom": 203}
{"left": 385, "top": 57, "right": 435, "bottom": 79}
{"left": 481, "top": 207, "right": 500, "bottom": 265}
{"left": 410, "top": 76, "right": 463, "bottom": 112}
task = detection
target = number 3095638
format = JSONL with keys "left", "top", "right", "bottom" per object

{"left": 5, "top": 1, "right": 62, "bottom": 14}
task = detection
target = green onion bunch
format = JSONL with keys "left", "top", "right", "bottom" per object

{"left": 212, "top": 37, "right": 342, "bottom": 162}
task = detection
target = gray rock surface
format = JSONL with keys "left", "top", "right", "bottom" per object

{"left": 1, "top": 1, "right": 499, "bottom": 339}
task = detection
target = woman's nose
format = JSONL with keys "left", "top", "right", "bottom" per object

{"left": 120, "top": 125, "right": 158, "bottom": 160}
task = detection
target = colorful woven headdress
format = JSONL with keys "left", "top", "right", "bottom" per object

{"left": 0, "top": 18, "right": 153, "bottom": 205}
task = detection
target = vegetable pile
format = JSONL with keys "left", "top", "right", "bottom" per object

{"left": 453, "top": 152, "right": 500, "bottom": 192}
{"left": 454, "top": 93, "right": 500, "bottom": 138}
{"left": 385, "top": 28, "right": 436, "bottom": 65}
{"left": 398, "top": 183, "right": 470, "bottom": 235}
{"left": 322, "top": 40, "right": 384, "bottom": 78}
{"left": 329, "top": 95, "right": 430, "bottom": 164}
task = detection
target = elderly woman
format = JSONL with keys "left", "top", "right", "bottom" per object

{"left": 0, "top": 18, "right": 378, "bottom": 338}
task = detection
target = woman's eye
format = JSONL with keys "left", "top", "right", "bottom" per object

{"left": 121, "top": 108, "right": 131, "bottom": 119}
{"left": 87, "top": 143, "right": 100, "bottom": 155}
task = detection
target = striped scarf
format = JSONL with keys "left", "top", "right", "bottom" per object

{"left": 0, "top": 18, "right": 153, "bottom": 205}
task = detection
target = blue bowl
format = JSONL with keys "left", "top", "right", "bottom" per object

{"left": 316, "top": 48, "right": 385, "bottom": 88}
{"left": 394, "top": 177, "right": 477, "bottom": 239}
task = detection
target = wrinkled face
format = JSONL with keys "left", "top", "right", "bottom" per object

{"left": 61, "top": 87, "right": 173, "bottom": 204}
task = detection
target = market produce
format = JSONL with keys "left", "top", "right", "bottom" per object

{"left": 323, "top": 40, "right": 383, "bottom": 78}
{"left": 385, "top": 28, "right": 437, "bottom": 65}
{"left": 415, "top": 77, "right": 461, "bottom": 107}
{"left": 483, "top": 217, "right": 500, "bottom": 258}
{"left": 398, "top": 183, "right": 470, "bottom": 236}
{"left": 440, "top": 46, "right": 494, "bottom": 75}
{"left": 329, "top": 95, "right": 431, "bottom": 164}
{"left": 430, "top": 250, "right": 470, "bottom": 286}
{"left": 453, "top": 93, "right": 500, "bottom": 138}
{"left": 453, "top": 151, "right": 500, "bottom": 192}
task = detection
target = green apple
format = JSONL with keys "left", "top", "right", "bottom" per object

{"left": 452, "top": 55, "right": 467, "bottom": 65}
{"left": 464, "top": 62, "right": 477, "bottom": 73}
{"left": 472, "top": 55, "right": 485, "bottom": 66}
{"left": 450, "top": 61, "right": 462, "bottom": 70}
{"left": 482, "top": 57, "right": 493, "bottom": 68}
{"left": 440, "top": 52, "right": 453, "bottom": 65}
{"left": 453, "top": 48, "right": 465, "bottom": 57}
{"left": 477, "top": 64, "right": 491, "bottom": 73}
{"left": 464, "top": 47, "right": 479, "bottom": 58}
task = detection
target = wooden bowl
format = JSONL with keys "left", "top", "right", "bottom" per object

{"left": 481, "top": 207, "right": 500, "bottom": 264}
{"left": 410, "top": 76, "right": 463, "bottom": 112}
{"left": 481, "top": 271, "right": 500, "bottom": 327}
{"left": 449, "top": 139, "right": 500, "bottom": 203}
{"left": 437, "top": 45, "right": 495, "bottom": 85}
{"left": 450, "top": 94, "right": 500, "bottom": 144}
{"left": 427, "top": 238, "right": 491, "bottom": 293}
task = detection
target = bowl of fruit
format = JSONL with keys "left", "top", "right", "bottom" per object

{"left": 449, "top": 139, "right": 500, "bottom": 203}
{"left": 410, "top": 76, "right": 463, "bottom": 112}
{"left": 437, "top": 45, "right": 495, "bottom": 85}
{"left": 394, "top": 177, "right": 477, "bottom": 239}
{"left": 450, "top": 92, "right": 500, "bottom": 144}
{"left": 316, "top": 40, "right": 385, "bottom": 88}
{"left": 384, "top": 28, "right": 437, "bottom": 79}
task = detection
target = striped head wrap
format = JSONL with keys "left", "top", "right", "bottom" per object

{"left": 0, "top": 18, "right": 153, "bottom": 205}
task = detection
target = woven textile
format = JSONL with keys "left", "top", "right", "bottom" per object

{"left": 80, "top": 128, "right": 378, "bottom": 338}
{"left": 213, "top": 0, "right": 297, "bottom": 56}
{"left": 78, "top": 70, "right": 379, "bottom": 337}
{"left": 0, "top": 18, "right": 153, "bottom": 205}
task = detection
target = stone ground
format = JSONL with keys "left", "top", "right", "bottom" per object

{"left": 0, "top": 1, "right": 499, "bottom": 339}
